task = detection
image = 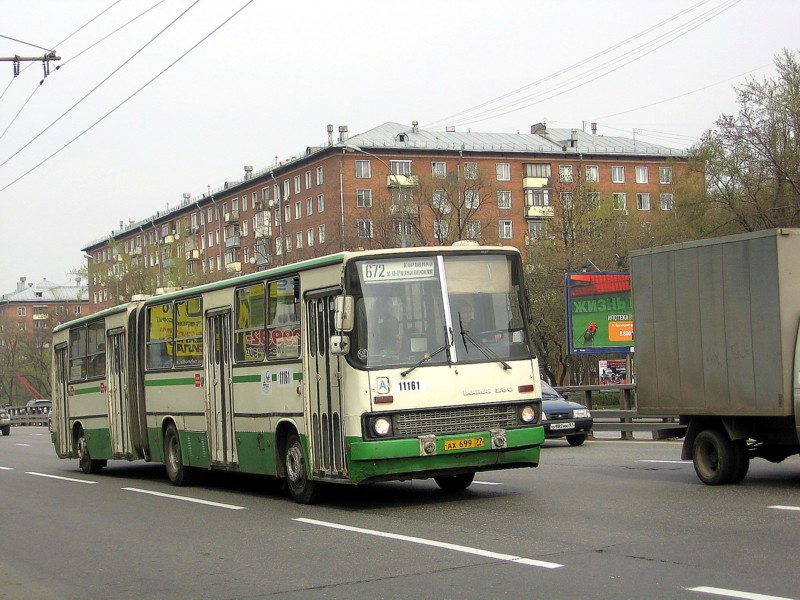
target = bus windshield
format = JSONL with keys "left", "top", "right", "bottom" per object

{"left": 346, "top": 253, "right": 532, "bottom": 368}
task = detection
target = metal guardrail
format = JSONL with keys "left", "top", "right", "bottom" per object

{"left": 6, "top": 407, "right": 50, "bottom": 427}
{"left": 554, "top": 384, "right": 686, "bottom": 441}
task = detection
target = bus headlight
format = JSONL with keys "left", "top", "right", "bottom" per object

{"left": 519, "top": 405, "right": 537, "bottom": 423}
{"left": 372, "top": 417, "right": 392, "bottom": 437}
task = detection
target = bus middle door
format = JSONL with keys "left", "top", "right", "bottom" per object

{"left": 205, "top": 309, "right": 237, "bottom": 468}
{"left": 106, "top": 329, "right": 134, "bottom": 459}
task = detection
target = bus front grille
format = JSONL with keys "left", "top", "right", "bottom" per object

{"left": 394, "top": 404, "right": 518, "bottom": 437}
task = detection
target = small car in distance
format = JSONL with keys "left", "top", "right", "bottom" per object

{"left": 0, "top": 404, "right": 11, "bottom": 436}
{"left": 541, "top": 381, "right": 593, "bottom": 446}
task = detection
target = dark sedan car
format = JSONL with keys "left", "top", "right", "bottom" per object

{"left": 541, "top": 381, "right": 593, "bottom": 446}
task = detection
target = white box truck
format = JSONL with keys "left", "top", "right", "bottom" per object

{"left": 631, "top": 228, "right": 800, "bottom": 485}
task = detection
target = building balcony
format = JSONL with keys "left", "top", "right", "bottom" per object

{"left": 225, "top": 211, "right": 240, "bottom": 224}
{"left": 226, "top": 261, "right": 242, "bottom": 273}
{"left": 525, "top": 205, "right": 555, "bottom": 218}
{"left": 130, "top": 247, "right": 142, "bottom": 256}
{"left": 33, "top": 313, "right": 49, "bottom": 321}
{"left": 387, "top": 174, "right": 418, "bottom": 187}
{"left": 185, "top": 249, "right": 200, "bottom": 261}
{"left": 225, "top": 235, "right": 241, "bottom": 248}
{"left": 523, "top": 176, "right": 550, "bottom": 188}
{"left": 389, "top": 204, "right": 419, "bottom": 216}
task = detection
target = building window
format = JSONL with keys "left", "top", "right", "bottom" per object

{"left": 357, "top": 219, "right": 374, "bottom": 238}
{"left": 585, "top": 165, "right": 599, "bottom": 182}
{"left": 660, "top": 193, "right": 675, "bottom": 210}
{"left": 355, "top": 160, "right": 371, "bottom": 179}
{"left": 317, "top": 194, "right": 325, "bottom": 213}
{"left": 207, "top": 207, "right": 214, "bottom": 223}
{"left": 499, "top": 220, "right": 513, "bottom": 239}
{"left": 296, "top": 231, "right": 303, "bottom": 249}
{"left": 528, "top": 220, "right": 547, "bottom": 240}
{"left": 295, "top": 201, "right": 301, "bottom": 219}
{"left": 635, "top": 166, "right": 649, "bottom": 184}
{"left": 316, "top": 166, "right": 324, "bottom": 185}
{"left": 466, "top": 220, "right": 481, "bottom": 239}
{"left": 305, "top": 171, "right": 312, "bottom": 189}
{"left": 587, "top": 192, "right": 600, "bottom": 210}
{"left": 284, "top": 205, "right": 291, "bottom": 223}
{"left": 285, "top": 235, "right": 292, "bottom": 253}
{"left": 276, "top": 236, "right": 283, "bottom": 256}
{"left": 390, "top": 160, "right": 412, "bottom": 176}
{"left": 465, "top": 189, "right": 480, "bottom": 209}
{"left": 283, "top": 180, "right": 290, "bottom": 199}
{"left": 613, "top": 192, "right": 627, "bottom": 212}
{"left": 356, "top": 189, "right": 373, "bottom": 207}
{"left": 560, "top": 192, "right": 574, "bottom": 209}
{"left": 498, "top": 191, "right": 511, "bottom": 209}
{"left": 306, "top": 197, "right": 313, "bottom": 216}
{"left": 307, "top": 227, "right": 314, "bottom": 246}
{"left": 525, "top": 189, "right": 550, "bottom": 206}
{"left": 318, "top": 224, "right": 326, "bottom": 243}
{"left": 433, "top": 220, "right": 449, "bottom": 239}
{"left": 559, "top": 165, "right": 573, "bottom": 182}
{"left": 660, "top": 166, "right": 673, "bottom": 184}
{"left": 433, "top": 190, "right": 451, "bottom": 213}
{"left": 612, "top": 166, "right": 625, "bottom": 183}
{"left": 463, "top": 162, "right": 478, "bottom": 179}
{"left": 524, "top": 163, "right": 550, "bottom": 178}
{"left": 17, "top": 307, "right": 25, "bottom": 316}
{"left": 496, "top": 163, "right": 510, "bottom": 181}
{"left": 432, "top": 162, "right": 446, "bottom": 178}
{"left": 637, "top": 193, "right": 651, "bottom": 210}
{"left": 294, "top": 175, "right": 301, "bottom": 194}
{"left": 392, "top": 188, "right": 413, "bottom": 205}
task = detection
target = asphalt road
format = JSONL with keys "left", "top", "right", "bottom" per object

{"left": 1, "top": 427, "right": 800, "bottom": 600}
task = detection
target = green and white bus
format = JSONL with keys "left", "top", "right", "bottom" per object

{"left": 51, "top": 244, "right": 544, "bottom": 503}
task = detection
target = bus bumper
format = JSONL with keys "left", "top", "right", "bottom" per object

{"left": 345, "top": 426, "right": 544, "bottom": 485}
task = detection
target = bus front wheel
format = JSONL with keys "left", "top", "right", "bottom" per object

{"left": 284, "top": 433, "right": 320, "bottom": 504}
{"left": 434, "top": 472, "right": 475, "bottom": 491}
{"left": 164, "top": 424, "right": 195, "bottom": 486}
{"left": 77, "top": 428, "right": 104, "bottom": 475}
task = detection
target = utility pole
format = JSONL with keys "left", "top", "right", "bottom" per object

{"left": 0, "top": 51, "right": 61, "bottom": 78}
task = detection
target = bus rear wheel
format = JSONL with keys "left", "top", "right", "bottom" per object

{"left": 284, "top": 433, "right": 320, "bottom": 504}
{"left": 164, "top": 424, "right": 195, "bottom": 486}
{"left": 77, "top": 428, "right": 104, "bottom": 475}
{"left": 434, "top": 472, "right": 475, "bottom": 491}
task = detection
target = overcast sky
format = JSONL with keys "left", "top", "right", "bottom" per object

{"left": 0, "top": 0, "right": 796, "bottom": 291}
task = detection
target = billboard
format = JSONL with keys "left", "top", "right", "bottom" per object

{"left": 565, "top": 272, "right": 633, "bottom": 355}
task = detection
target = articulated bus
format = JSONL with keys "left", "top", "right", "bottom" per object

{"left": 51, "top": 244, "right": 544, "bottom": 503}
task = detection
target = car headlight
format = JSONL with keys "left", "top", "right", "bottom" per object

{"left": 372, "top": 417, "right": 392, "bottom": 437}
{"left": 573, "top": 408, "right": 591, "bottom": 418}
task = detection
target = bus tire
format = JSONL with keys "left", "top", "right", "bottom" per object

{"left": 164, "top": 424, "right": 195, "bottom": 487}
{"left": 434, "top": 472, "right": 475, "bottom": 491}
{"left": 77, "top": 428, "right": 104, "bottom": 475}
{"left": 692, "top": 429, "right": 735, "bottom": 485}
{"left": 284, "top": 433, "right": 320, "bottom": 504}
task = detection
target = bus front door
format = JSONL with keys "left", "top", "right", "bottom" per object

{"left": 106, "top": 330, "right": 134, "bottom": 459}
{"left": 306, "top": 293, "right": 345, "bottom": 479}
{"left": 205, "top": 309, "right": 237, "bottom": 468}
{"left": 53, "top": 345, "right": 71, "bottom": 457}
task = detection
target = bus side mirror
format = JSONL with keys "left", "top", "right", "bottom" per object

{"left": 334, "top": 296, "right": 354, "bottom": 332}
{"left": 330, "top": 335, "right": 350, "bottom": 355}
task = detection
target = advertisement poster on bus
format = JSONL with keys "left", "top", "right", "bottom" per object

{"left": 565, "top": 272, "right": 633, "bottom": 355}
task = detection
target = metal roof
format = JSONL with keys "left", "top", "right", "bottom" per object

{"left": 0, "top": 279, "right": 87, "bottom": 303}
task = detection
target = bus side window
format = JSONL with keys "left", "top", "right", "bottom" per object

{"left": 147, "top": 303, "right": 174, "bottom": 369}
{"left": 235, "top": 284, "right": 266, "bottom": 362}
{"left": 69, "top": 326, "right": 87, "bottom": 381}
{"left": 267, "top": 277, "right": 301, "bottom": 360}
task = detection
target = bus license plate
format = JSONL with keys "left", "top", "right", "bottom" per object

{"left": 443, "top": 437, "right": 486, "bottom": 451}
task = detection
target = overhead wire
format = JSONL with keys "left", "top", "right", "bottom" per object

{"left": 0, "top": 0, "right": 255, "bottom": 194}
{"left": 0, "top": 0, "right": 201, "bottom": 169}
{"left": 424, "top": 0, "right": 742, "bottom": 131}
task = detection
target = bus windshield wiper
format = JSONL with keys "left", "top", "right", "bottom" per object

{"left": 458, "top": 313, "right": 511, "bottom": 370}
{"left": 400, "top": 326, "right": 451, "bottom": 378}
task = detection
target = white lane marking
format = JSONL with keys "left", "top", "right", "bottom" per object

{"left": 27, "top": 472, "right": 97, "bottom": 484}
{"left": 294, "top": 517, "right": 563, "bottom": 569}
{"left": 638, "top": 460, "right": 690, "bottom": 464}
{"left": 472, "top": 480, "right": 503, "bottom": 486}
{"left": 0, "top": 466, "right": 13, "bottom": 471}
{"left": 687, "top": 586, "right": 796, "bottom": 600}
{"left": 14, "top": 443, "right": 31, "bottom": 447}
{"left": 122, "top": 487, "right": 246, "bottom": 510}
{"left": 770, "top": 505, "right": 800, "bottom": 512}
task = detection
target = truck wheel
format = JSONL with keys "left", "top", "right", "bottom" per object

{"left": 692, "top": 429, "right": 736, "bottom": 485}
{"left": 434, "top": 473, "right": 475, "bottom": 491}
{"left": 730, "top": 439, "right": 750, "bottom": 484}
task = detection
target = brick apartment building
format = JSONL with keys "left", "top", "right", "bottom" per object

{"left": 0, "top": 277, "right": 89, "bottom": 333}
{"left": 83, "top": 121, "right": 691, "bottom": 310}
